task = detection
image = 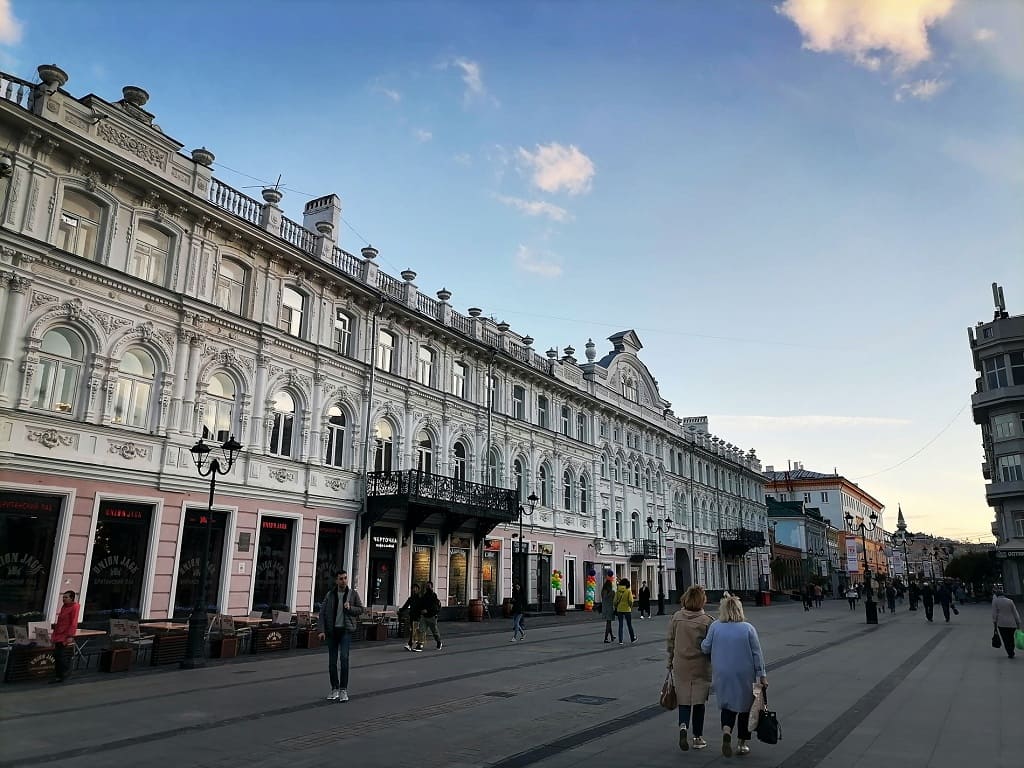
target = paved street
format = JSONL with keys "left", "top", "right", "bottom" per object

{"left": 0, "top": 599, "right": 1018, "bottom": 768}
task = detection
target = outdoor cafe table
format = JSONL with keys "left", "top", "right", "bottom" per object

{"left": 70, "top": 628, "right": 107, "bottom": 668}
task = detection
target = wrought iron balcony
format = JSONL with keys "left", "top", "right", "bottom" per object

{"left": 629, "top": 539, "right": 659, "bottom": 558}
{"left": 719, "top": 527, "right": 767, "bottom": 557}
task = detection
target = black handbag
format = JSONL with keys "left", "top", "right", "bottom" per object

{"left": 755, "top": 689, "right": 782, "bottom": 745}
{"left": 992, "top": 630, "right": 1002, "bottom": 649}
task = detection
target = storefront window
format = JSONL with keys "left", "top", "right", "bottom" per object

{"left": 84, "top": 500, "right": 154, "bottom": 623}
{"left": 172, "top": 509, "right": 228, "bottom": 619}
{"left": 315, "top": 522, "right": 348, "bottom": 610}
{"left": 448, "top": 536, "right": 471, "bottom": 606}
{"left": 481, "top": 539, "right": 501, "bottom": 607}
{"left": 412, "top": 533, "right": 434, "bottom": 589}
{"left": 0, "top": 491, "right": 63, "bottom": 624}
{"left": 369, "top": 527, "right": 399, "bottom": 606}
{"left": 252, "top": 517, "right": 294, "bottom": 613}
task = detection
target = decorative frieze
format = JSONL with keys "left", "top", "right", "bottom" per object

{"left": 324, "top": 477, "right": 349, "bottom": 491}
{"left": 268, "top": 467, "right": 297, "bottom": 484}
{"left": 96, "top": 122, "right": 168, "bottom": 169}
{"left": 26, "top": 427, "right": 77, "bottom": 450}
{"left": 109, "top": 441, "right": 149, "bottom": 460}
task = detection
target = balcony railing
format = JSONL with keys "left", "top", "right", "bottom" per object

{"left": 719, "top": 527, "right": 766, "bottom": 557}
{"left": 366, "top": 470, "right": 518, "bottom": 521}
{"left": 629, "top": 539, "right": 659, "bottom": 558}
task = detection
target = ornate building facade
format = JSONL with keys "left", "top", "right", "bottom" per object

{"left": 0, "top": 65, "right": 766, "bottom": 627}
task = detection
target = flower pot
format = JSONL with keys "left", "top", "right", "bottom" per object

{"left": 101, "top": 647, "right": 132, "bottom": 673}
{"left": 554, "top": 595, "right": 568, "bottom": 616}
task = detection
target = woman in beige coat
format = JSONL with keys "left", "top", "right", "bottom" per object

{"left": 667, "top": 585, "right": 715, "bottom": 751}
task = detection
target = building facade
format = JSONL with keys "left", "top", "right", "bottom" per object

{"left": 766, "top": 498, "right": 842, "bottom": 594}
{"left": 0, "top": 65, "right": 767, "bottom": 629}
{"left": 968, "top": 283, "right": 1024, "bottom": 598}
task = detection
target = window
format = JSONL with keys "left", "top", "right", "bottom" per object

{"left": 453, "top": 442, "right": 467, "bottom": 481}
{"left": 599, "top": 420, "right": 607, "bottom": 438}
{"left": 1013, "top": 514, "right": 1024, "bottom": 538}
{"left": 631, "top": 512, "right": 640, "bottom": 540}
{"left": 376, "top": 330, "right": 395, "bottom": 372}
{"left": 993, "top": 414, "right": 1017, "bottom": 440}
{"left": 203, "top": 373, "right": 235, "bottom": 443}
{"left": 613, "top": 426, "right": 620, "bottom": 443}
{"left": 821, "top": 492, "right": 829, "bottom": 503}
{"left": 614, "top": 457, "right": 622, "bottom": 483}
{"left": 487, "top": 449, "right": 499, "bottom": 486}
{"left": 452, "top": 362, "right": 467, "bottom": 398}
{"left": 997, "top": 454, "right": 1024, "bottom": 483}
{"left": 623, "top": 375, "right": 639, "bottom": 403}
{"left": 560, "top": 406, "right": 571, "bottom": 436}
{"left": 633, "top": 464, "right": 641, "bottom": 488}
{"left": 1012, "top": 352, "right": 1024, "bottom": 386}
{"left": 280, "top": 287, "right": 305, "bottom": 337}
{"left": 576, "top": 412, "right": 586, "bottom": 441}
{"left": 30, "top": 327, "right": 84, "bottom": 415}
{"left": 804, "top": 492, "right": 812, "bottom": 503}
{"left": 614, "top": 509, "right": 622, "bottom": 539}
{"left": 216, "top": 258, "right": 247, "bottom": 314}
{"left": 268, "top": 391, "right": 296, "bottom": 457}
{"left": 984, "top": 356, "right": 1008, "bottom": 389}
{"left": 485, "top": 374, "right": 498, "bottom": 412}
{"left": 537, "top": 396, "right": 549, "bottom": 429}
{"left": 57, "top": 190, "right": 102, "bottom": 259}
{"left": 373, "top": 421, "right": 394, "bottom": 472}
{"left": 325, "top": 406, "right": 346, "bottom": 467}
{"left": 563, "top": 471, "right": 572, "bottom": 510}
{"left": 645, "top": 467, "right": 652, "bottom": 492}
{"left": 334, "top": 310, "right": 352, "bottom": 356}
{"left": 113, "top": 348, "right": 155, "bottom": 428}
{"left": 129, "top": 223, "right": 171, "bottom": 284}
{"left": 600, "top": 454, "right": 608, "bottom": 479}
{"left": 416, "top": 430, "right": 432, "bottom": 474}
{"left": 416, "top": 347, "right": 434, "bottom": 386}
{"left": 512, "top": 385, "right": 526, "bottom": 420}
{"left": 539, "top": 465, "right": 550, "bottom": 506}
{"left": 514, "top": 458, "right": 524, "bottom": 500}
{"left": 579, "top": 476, "right": 588, "bottom": 515}
{"left": 601, "top": 508, "right": 609, "bottom": 538}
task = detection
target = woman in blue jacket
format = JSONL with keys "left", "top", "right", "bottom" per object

{"left": 701, "top": 593, "right": 767, "bottom": 757}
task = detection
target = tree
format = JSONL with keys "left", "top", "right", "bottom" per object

{"left": 943, "top": 551, "right": 999, "bottom": 590}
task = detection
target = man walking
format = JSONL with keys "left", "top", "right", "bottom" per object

{"left": 936, "top": 582, "right": 958, "bottom": 623}
{"left": 920, "top": 581, "right": 935, "bottom": 623}
{"left": 813, "top": 583, "right": 823, "bottom": 608}
{"left": 417, "top": 580, "right": 443, "bottom": 650}
{"left": 399, "top": 583, "right": 423, "bottom": 651}
{"left": 886, "top": 583, "right": 897, "bottom": 614}
{"left": 638, "top": 581, "right": 651, "bottom": 619}
{"left": 50, "top": 590, "right": 79, "bottom": 684}
{"left": 908, "top": 581, "right": 920, "bottom": 611}
{"left": 511, "top": 581, "right": 527, "bottom": 641}
{"left": 318, "top": 570, "right": 364, "bottom": 702}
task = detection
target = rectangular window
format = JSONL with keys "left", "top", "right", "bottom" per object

{"left": 1014, "top": 515, "right": 1024, "bottom": 539}
{"left": 537, "top": 396, "right": 549, "bottom": 429}
{"left": 576, "top": 413, "right": 586, "bottom": 441}
{"left": 512, "top": 385, "right": 525, "bottom": 420}
{"left": 984, "top": 356, "right": 1008, "bottom": 390}
{"left": 447, "top": 535, "right": 471, "bottom": 606}
{"left": 417, "top": 347, "right": 433, "bottom": 386}
{"left": 253, "top": 517, "right": 295, "bottom": 612}
{"left": 216, "top": 260, "right": 246, "bottom": 314}
{"left": 481, "top": 539, "right": 501, "bottom": 607}
{"left": 376, "top": 331, "right": 394, "bottom": 372}
{"left": 560, "top": 407, "right": 570, "bottom": 436}
{"left": 412, "top": 533, "right": 435, "bottom": 587}
{"left": 280, "top": 287, "right": 304, "bottom": 337}
{"left": 1011, "top": 351, "right": 1024, "bottom": 386}
{"left": 0, "top": 491, "right": 63, "bottom": 623}
{"left": 84, "top": 500, "right": 154, "bottom": 623}
{"left": 995, "top": 414, "right": 1020, "bottom": 439}
{"left": 821, "top": 492, "right": 829, "bottom": 503}
{"left": 334, "top": 312, "right": 351, "bottom": 356}
{"left": 997, "top": 454, "right": 1024, "bottom": 483}
{"left": 452, "top": 362, "right": 466, "bottom": 398}
{"left": 804, "top": 492, "right": 811, "bottom": 503}
{"left": 172, "top": 509, "right": 228, "bottom": 618}
{"left": 314, "top": 522, "right": 348, "bottom": 611}
{"left": 599, "top": 421, "right": 607, "bottom": 438}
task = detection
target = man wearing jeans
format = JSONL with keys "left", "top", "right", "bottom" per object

{"left": 318, "top": 570, "right": 364, "bottom": 702}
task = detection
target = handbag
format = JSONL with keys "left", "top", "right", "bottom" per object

{"left": 660, "top": 670, "right": 677, "bottom": 710}
{"left": 992, "top": 630, "right": 1002, "bottom": 649}
{"left": 1015, "top": 629, "right": 1024, "bottom": 651}
{"left": 755, "top": 689, "right": 781, "bottom": 745}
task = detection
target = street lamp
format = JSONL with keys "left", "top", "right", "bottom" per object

{"left": 516, "top": 493, "right": 538, "bottom": 609}
{"left": 646, "top": 515, "right": 671, "bottom": 616}
{"left": 182, "top": 434, "right": 242, "bottom": 669}
{"left": 844, "top": 510, "right": 879, "bottom": 625}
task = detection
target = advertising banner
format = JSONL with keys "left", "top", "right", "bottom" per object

{"left": 845, "top": 538, "right": 860, "bottom": 573}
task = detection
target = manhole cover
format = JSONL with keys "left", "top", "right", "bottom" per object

{"left": 561, "top": 694, "right": 616, "bottom": 706}
{"left": 484, "top": 691, "right": 515, "bottom": 698}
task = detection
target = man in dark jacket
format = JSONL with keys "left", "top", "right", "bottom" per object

{"left": 908, "top": 581, "right": 920, "bottom": 611}
{"left": 936, "top": 582, "right": 957, "bottom": 622}
{"left": 920, "top": 582, "right": 935, "bottom": 622}
{"left": 318, "top": 570, "right": 364, "bottom": 702}
{"left": 399, "top": 584, "right": 423, "bottom": 651}
{"left": 417, "top": 581, "right": 443, "bottom": 651}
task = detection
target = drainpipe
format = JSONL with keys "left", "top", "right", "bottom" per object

{"left": 352, "top": 295, "right": 386, "bottom": 591}
{"left": 484, "top": 348, "right": 496, "bottom": 483}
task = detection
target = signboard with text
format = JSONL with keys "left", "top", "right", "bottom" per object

{"left": 845, "top": 539, "right": 859, "bottom": 573}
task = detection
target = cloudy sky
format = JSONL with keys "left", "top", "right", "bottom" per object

{"left": 2, "top": 0, "right": 1021, "bottom": 540}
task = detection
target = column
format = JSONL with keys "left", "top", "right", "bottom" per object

{"left": 0, "top": 273, "right": 30, "bottom": 405}
{"left": 167, "top": 329, "right": 191, "bottom": 435}
{"left": 250, "top": 353, "right": 268, "bottom": 452}
{"left": 180, "top": 336, "right": 203, "bottom": 437}
{"left": 310, "top": 371, "right": 325, "bottom": 465}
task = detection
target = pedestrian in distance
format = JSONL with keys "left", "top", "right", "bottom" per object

{"left": 908, "top": 581, "right": 920, "bottom": 611}
{"left": 802, "top": 583, "right": 812, "bottom": 612}
{"left": 511, "top": 581, "right": 527, "bottom": 641}
{"left": 600, "top": 576, "right": 616, "bottom": 643}
{"left": 50, "top": 590, "right": 79, "bottom": 684}
{"left": 920, "top": 582, "right": 935, "bottom": 622}
{"left": 614, "top": 576, "right": 637, "bottom": 645}
{"left": 877, "top": 582, "right": 887, "bottom": 614}
{"left": 399, "top": 583, "right": 423, "bottom": 651}
{"left": 886, "top": 583, "right": 897, "bottom": 614}
{"left": 418, "top": 580, "right": 443, "bottom": 650}
{"left": 846, "top": 585, "right": 858, "bottom": 610}
{"left": 813, "top": 583, "right": 823, "bottom": 608}
{"left": 638, "top": 581, "right": 652, "bottom": 619}
{"left": 667, "top": 586, "right": 714, "bottom": 751}
{"left": 701, "top": 593, "right": 768, "bottom": 758}
{"left": 992, "top": 588, "right": 1021, "bottom": 659}
{"left": 318, "top": 570, "right": 364, "bottom": 702}
{"left": 936, "top": 581, "right": 958, "bottom": 622}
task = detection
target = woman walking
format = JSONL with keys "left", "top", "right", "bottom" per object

{"left": 992, "top": 588, "right": 1021, "bottom": 659}
{"left": 638, "top": 581, "right": 652, "bottom": 619}
{"left": 511, "top": 582, "right": 527, "bottom": 641}
{"left": 614, "top": 577, "right": 637, "bottom": 645}
{"left": 701, "top": 593, "right": 767, "bottom": 757}
{"left": 600, "top": 575, "right": 616, "bottom": 643}
{"left": 846, "top": 585, "right": 858, "bottom": 610}
{"left": 667, "top": 586, "right": 714, "bottom": 751}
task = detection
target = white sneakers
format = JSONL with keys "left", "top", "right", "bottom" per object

{"left": 326, "top": 688, "right": 349, "bottom": 702}
{"left": 338, "top": 689, "right": 349, "bottom": 702}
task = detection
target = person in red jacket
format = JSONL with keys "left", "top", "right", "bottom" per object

{"left": 51, "top": 590, "right": 79, "bottom": 683}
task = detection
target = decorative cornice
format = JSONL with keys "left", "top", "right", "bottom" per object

{"left": 26, "top": 427, "right": 76, "bottom": 449}
{"left": 109, "top": 441, "right": 149, "bottom": 460}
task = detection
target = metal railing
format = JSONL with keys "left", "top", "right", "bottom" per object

{"left": 366, "top": 470, "right": 517, "bottom": 520}
{"left": 629, "top": 539, "right": 659, "bottom": 557}
{"left": 719, "top": 527, "right": 767, "bottom": 556}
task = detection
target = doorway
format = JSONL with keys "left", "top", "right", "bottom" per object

{"left": 675, "top": 549, "right": 691, "bottom": 593}
{"left": 565, "top": 556, "right": 576, "bottom": 606}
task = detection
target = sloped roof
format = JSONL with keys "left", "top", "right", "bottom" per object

{"left": 763, "top": 469, "right": 836, "bottom": 481}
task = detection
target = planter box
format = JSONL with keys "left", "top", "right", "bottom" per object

{"left": 151, "top": 632, "right": 188, "bottom": 666}
{"left": 362, "top": 623, "right": 388, "bottom": 641}
{"left": 101, "top": 647, "right": 132, "bottom": 673}
{"left": 210, "top": 636, "right": 238, "bottom": 659}
{"left": 5, "top": 646, "right": 56, "bottom": 682}
{"left": 296, "top": 630, "right": 320, "bottom": 649}
{"left": 252, "top": 626, "right": 291, "bottom": 653}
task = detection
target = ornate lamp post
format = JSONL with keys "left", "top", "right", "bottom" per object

{"left": 646, "top": 515, "right": 671, "bottom": 616}
{"left": 516, "top": 493, "right": 538, "bottom": 607}
{"left": 182, "top": 434, "right": 242, "bottom": 669}
{"left": 845, "top": 510, "right": 879, "bottom": 625}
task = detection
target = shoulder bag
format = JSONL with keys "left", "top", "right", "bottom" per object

{"left": 755, "top": 688, "right": 782, "bottom": 745}
{"left": 659, "top": 670, "right": 677, "bottom": 710}
{"left": 992, "top": 629, "right": 1002, "bottom": 649}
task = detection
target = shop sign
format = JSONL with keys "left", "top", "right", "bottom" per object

{"left": 484, "top": 539, "right": 502, "bottom": 551}
{"left": 538, "top": 543, "right": 553, "bottom": 556}
{"left": 451, "top": 535, "right": 471, "bottom": 549}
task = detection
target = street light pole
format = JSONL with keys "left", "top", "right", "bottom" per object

{"left": 647, "top": 516, "right": 671, "bottom": 616}
{"left": 183, "top": 435, "right": 242, "bottom": 669}
{"left": 517, "top": 493, "right": 537, "bottom": 609}
{"left": 845, "top": 510, "right": 878, "bottom": 625}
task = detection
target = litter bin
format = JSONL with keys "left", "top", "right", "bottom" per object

{"left": 759, "top": 591, "right": 771, "bottom": 607}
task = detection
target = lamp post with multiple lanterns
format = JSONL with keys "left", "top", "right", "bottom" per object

{"left": 515, "top": 493, "right": 538, "bottom": 607}
{"left": 646, "top": 515, "right": 672, "bottom": 616}
{"left": 845, "top": 510, "right": 879, "bottom": 625}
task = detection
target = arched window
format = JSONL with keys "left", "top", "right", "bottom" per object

{"left": 334, "top": 310, "right": 353, "bottom": 356}
{"left": 576, "top": 412, "right": 586, "bottom": 441}
{"left": 216, "top": 257, "right": 248, "bottom": 315}
{"left": 57, "top": 189, "right": 103, "bottom": 259}
{"left": 513, "top": 458, "right": 524, "bottom": 501}
{"left": 325, "top": 406, "right": 346, "bottom": 467}
{"left": 631, "top": 511, "right": 640, "bottom": 540}
{"left": 623, "top": 375, "right": 639, "bottom": 403}
{"left": 416, "top": 430, "right": 432, "bottom": 474}
{"left": 269, "top": 391, "right": 296, "bottom": 457}
{"left": 539, "top": 465, "right": 550, "bottom": 506}
{"left": 129, "top": 223, "right": 172, "bottom": 285}
{"left": 645, "top": 467, "right": 652, "bottom": 492}
{"left": 453, "top": 441, "right": 467, "bottom": 481}
{"left": 30, "top": 327, "right": 84, "bottom": 414}
{"left": 373, "top": 421, "right": 394, "bottom": 472}
{"left": 560, "top": 405, "right": 571, "bottom": 436}
{"left": 452, "top": 361, "right": 467, "bottom": 398}
{"left": 579, "top": 476, "right": 588, "bottom": 515}
{"left": 633, "top": 463, "right": 641, "bottom": 488}
{"left": 563, "top": 470, "right": 572, "bottom": 510}
{"left": 600, "top": 454, "right": 608, "bottom": 479}
{"left": 280, "top": 287, "right": 305, "bottom": 337}
{"left": 203, "top": 373, "right": 235, "bottom": 443}
{"left": 537, "top": 395, "right": 549, "bottom": 429}
{"left": 376, "top": 330, "right": 396, "bottom": 372}
{"left": 113, "top": 348, "right": 155, "bottom": 428}
{"left": 486, "top": 448, "right": 499, "bottom": 486}
{"left": 614, "top": 457, "right": 622, "bottom": 483}
{"left": 416, "top": 347, "right": 434, "bottom": 386}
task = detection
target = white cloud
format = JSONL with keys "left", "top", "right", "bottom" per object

{"left": 515, "top": 245, "right": 563, "bottom": 278}
{"left": 442, "top": 57, "right": 496, "bottom": 106}
{"left": 516, "top": 142, "right": 595, "bottom": 196}
{"left": 370, "top": 79, "right": 402, "bottom": 102}
{"left": 711, "top": 414, "right": 912, "bottom": 430}
{"left": 453, "top": 153, "right": 472, "bottom": 166}
{"left": 0, "top": 0, "right": 22, "bottom": 44}
{"left": 776, "top": 0, "right": 955, "bottom": 71}
{"left": 972, "top": 27, "right": 995, "bottom": 42}
{"left": 894, "top": 77, "right": 949, "bottom": 101}
{"left": 414, "top": 128, "right": 433, "bottom": 143}
{"left": 496, "top": 195, "right": 571, "bottom": 222}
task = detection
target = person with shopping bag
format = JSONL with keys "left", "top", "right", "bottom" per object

{"left": 992, "top": 588, "right": 1022, "bottom": 659}
{"left": 666, "top": 586, "right": 715, "bottom": 751}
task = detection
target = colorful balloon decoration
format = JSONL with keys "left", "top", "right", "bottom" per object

{"left": 551, "top": 569, "right": 563, "bottom": 593}
{"left": 585, "top": 568, "right": 597, "bottom": 611}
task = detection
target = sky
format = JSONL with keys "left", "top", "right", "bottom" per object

{"left": 2, "top": 0, "right": 1021, "bottom": 541}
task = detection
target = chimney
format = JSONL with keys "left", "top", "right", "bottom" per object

{"left": 765, "top": 465, "right": 774, "bottom": 473}
{"left": 303, "top": 194, "right": 342, "bottom": 242}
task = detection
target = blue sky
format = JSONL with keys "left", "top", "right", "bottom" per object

{"left": 3, "top": 0, "right": 1021, "bottom": 540}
